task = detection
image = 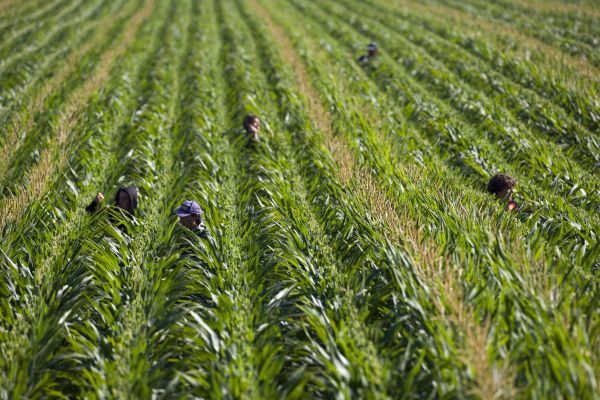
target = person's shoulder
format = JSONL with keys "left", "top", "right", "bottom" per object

{"left": 246, "top": 137, "right": 265, "bottom": 147}
{"left": 86, "top": 199, "right": 101, "bottom": 214}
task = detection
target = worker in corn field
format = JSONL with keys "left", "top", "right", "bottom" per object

{"left": 175, "top": 200, "right": 209, "bottom": 239}
{"left": 243, "top": 114, "right": 261, "bottom": 144}
{"left": 241, "top": 114, "right": 275, "bottom": 159}
{"left": 86, "top": 186, "right": 139, "bottom": 216}
{"left": 487, "top": 174, "right": 518, "bottom": 211}
{"left": 85, "top": 186, "right": 139, "bottom": 234}
{"left": 358, "top": 42, "right": 378, "bottom": 64}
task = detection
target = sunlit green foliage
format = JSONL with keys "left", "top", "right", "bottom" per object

{"left": 0, "top": 0, "right": 598, "bottom": 398}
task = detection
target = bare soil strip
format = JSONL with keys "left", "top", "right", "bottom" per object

{"left": 0, "top": 0, "right": 155, "bottom": 233}
{"left": 248, "top": 0, "right": 516, "bottom": 396}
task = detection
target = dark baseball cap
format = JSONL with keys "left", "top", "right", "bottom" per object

{"left": 175, "top": 200, "right": 202, "bottom": 217}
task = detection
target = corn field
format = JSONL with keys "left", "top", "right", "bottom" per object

{"left": 0, "top": 0, "right": 598, "bottom": 398}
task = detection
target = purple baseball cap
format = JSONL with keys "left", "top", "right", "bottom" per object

{"left": 175, "top": 200, "right": 202, "bottom": 217}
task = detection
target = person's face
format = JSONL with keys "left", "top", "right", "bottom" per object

{"left": 247, "top": 118, "right": 260, "bottom": 137}
{"left": 179, "top": 214, "right": 199, "bottom": 230}
{"left": 117, "top": 191, "right": 131, "bottom": 210}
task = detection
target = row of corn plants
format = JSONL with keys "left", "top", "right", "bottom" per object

{"left": 336, "top": 0, "right": 599, "bottom": 168}
{"left": 305, "top": 0, "right": 599, "bottom": 214}
{"left": 300, "top": 0, "right": 594, "bottom": 314}
{"left": 0, "top": 0, "right": 158, "bottom": 313}
{"left": 0, "top": 0, "right": 107, "bottom": 77}
{"left": 149, "top": 1, "right": 401, "bottom": 394}
{"left": 224, "top": 1, "right": 400, "bottom": 396}
{"left": 139, "top": 0, "right": 464, "bottom": 397}
{"left": 146, "top": 3, "right": 247, "bottom": 393}
{"left": 302, "top": 0, "right": 599, "bottom": 394}
{"left": 128, "top": 2, "right": 318, "bottom": 394}
{"left": 231, "top": 0, "right": 487, "bottom": 397}
{"left": 0, "top": 0, "right": 162, "bottom": 270}
{"left": 0, "top": 0, "right": 156, "bottom": 243}
{"left": 0, "top": 0, "right": 64, "bottom": 30}
{"left": 0, "top": 0, "right": 109, "bottom": 122}
{"left": 433, "top": 0, "right": 600, "bottom": 68}
{"left": 259, "top": 0, "right": 599, "bottom": 397}
{"left": 0, "top": 0, "right": 85, "bottom": 62}
{"left": 60, "top": 0, "right": 190, "bottom": 395}
{"left": 286, "top": 0, "right": 600, "bottom": 243}
{"left": 465, "top": 0, "right": 600, "bottom": 46}
{"left": 204, "top": 1, "right": 309, "bottom": 395}
{"left": 281, "top": 0, "right": 598, "bottom": 250}
{"left": 0, "top": 0, "right": 184, "bottom": 395}
{"left": 310, "top": 0, "right": 600, "bottom": 247}
{"left": 365, "top": 0, "right": 600, "bottom": 135}
{"left": 0, "top": 0, "right": 59, "bottom": 26}
{"left": 0, "top": 0, "right": 141, "bottom": 196}
{"left": 0, "top": 0, "right": 125, "bottom": 169}
{"left": 0, "top": 2, "right": 166, "bottom": 399}
{"left": 294, "top": 0, "right": 594, "bottom": 322}
{"left": 492, "top": 0, "right": 600, "bottom": 43}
